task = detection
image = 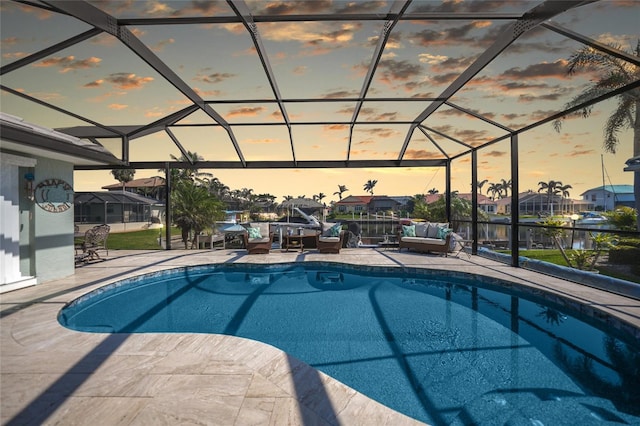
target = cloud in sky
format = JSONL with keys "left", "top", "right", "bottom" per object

{"left": 194, "top": 71, "right": 236, "bottom": 84}
{"left": 409, "top": 21, "right": 492, "bottom": 48}
{"left": 256, "top": 22, "right": 361, "bottom": 56}
{"left": 500, "top": 60, "right": 571, "bottom": 80}
{"left": 324, "top": 124, "right": 349, "bottom": 131}
{"left": 226, "top": 106, "right": 266, "bottom": 118}
{"left": 1, "top": 36, "right": 20, "bottom": 47}
{"left": 34, "top": 56, "right": 102, "bottom": 73}
{"left": 404, "top": 149, "right": 442, "bottom": 159}
{"left": 376, "top": 59, "right": 423, "bottom": 85}
{"left": 108, "top": 103, "right": 128, "bottom": 110}
{"left": 438, "top": 107, "right": 496, "bottom": 121}
{"left": 357, "top": 127, "right": 398, "bottom": 138}
{"left": 94, "top": 73, "right": 154, "bottom": 90}
{"left": 567, "top": 145, "right": 596, "bottom": 157}
{"left": 322, "top": 89, "right": 360, "bottom": 99}
{"left": 2, "top": 51, "right": 28, "bottom": 60}
{"left": 484, "top": 150, "right": 507, "bottom": 158}
{"left": 244, "top": 138, "right": 284, "bottom": 145}
{"left": 151, "top": 38, "right": 175, "bottom": 52}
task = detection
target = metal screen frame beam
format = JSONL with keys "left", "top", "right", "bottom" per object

{"left": 43, "top": 0, "right": 247, "bottom": 167}
{"left": 347, "top": 0, "right": 412, "bottom": 161}
{"left": 397, "top": 0, "right": 598, "bottom": 161}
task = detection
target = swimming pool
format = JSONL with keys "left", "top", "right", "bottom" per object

{"left": 59, "top": 262, "right": 640, "bottom": 425}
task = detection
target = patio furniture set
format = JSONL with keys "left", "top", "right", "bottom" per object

{"left": 243, "top": 222, "right": 346, "bottom": 254}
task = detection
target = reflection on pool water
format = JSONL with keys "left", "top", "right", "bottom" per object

{"left": 59, "top": 262, "right": 640, "bottom": 425}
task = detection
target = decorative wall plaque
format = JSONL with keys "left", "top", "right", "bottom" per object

{"left": 34, "top": 178, "right": 74, "bottom": 213}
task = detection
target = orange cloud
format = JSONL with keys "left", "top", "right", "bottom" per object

{"left": 227, "top": 106, "right": 265, "bottom": 117}
{"left": 105, "top": 73, "right": 154, "bottom": 89}
{"left": 404, "top": 149, "right": 442, "bottom": 159}
{"left": 34, "top": 56, "right": 102, "bottom": 73}
{"left": 108, "top": 103, "right": 128, "bottom": 110}
{"left": 324, "top": 124, "right": 348, "bottom": 131}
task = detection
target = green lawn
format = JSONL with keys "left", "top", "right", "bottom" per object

{"left": 505, "top": 249, "right": 640, "bottom": 283}
{"left": 103, "top": 228, "right": 176, "bottom": 250}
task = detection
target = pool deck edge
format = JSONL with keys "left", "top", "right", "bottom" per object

{"left": 1, "top": 248, "right": 639, "bottom": 425}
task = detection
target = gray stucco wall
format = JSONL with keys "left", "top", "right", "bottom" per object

{"left": 32, "top": 156, "right": 75, "bottom": 283}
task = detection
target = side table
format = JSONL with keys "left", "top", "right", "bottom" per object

{"left": 284, "top": 235, "right": 304, "bottom": 252}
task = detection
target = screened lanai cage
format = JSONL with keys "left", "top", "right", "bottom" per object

{"left": 1, "top": 0, "right": 639, "bottom": 266}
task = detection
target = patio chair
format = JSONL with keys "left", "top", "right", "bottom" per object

{"left": 243, "top": 222, "right": 273, "bottom": 254}
{"left": 78, "top": 224, "right": 110, "bottom": 262}
{"left": 316, "top": 223, "right": 345, "bottom": 254}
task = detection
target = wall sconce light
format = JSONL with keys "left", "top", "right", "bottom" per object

{"left": 24, "top": 172, "right": 35, "bottom": 201}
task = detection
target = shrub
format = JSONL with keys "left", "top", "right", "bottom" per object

{"left": 616, "top": 237, "right": 640, "bottom": 248}
{"left": 604, "top": 207, "right": 637, "bottom": 231}
{"left": 608, "top": 245, "right": 640, "bottom": 264}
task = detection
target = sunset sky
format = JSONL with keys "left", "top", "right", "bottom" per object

{"left": 1, "top": 0, "right": 638, "bottom": 204}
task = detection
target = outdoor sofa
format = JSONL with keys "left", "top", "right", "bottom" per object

{"left": 397, "top": 221, "right": 452, "bottom": 256}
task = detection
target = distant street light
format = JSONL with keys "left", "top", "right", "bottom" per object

{"left": 570, "top": 213, "right": 580, "bottom": 249}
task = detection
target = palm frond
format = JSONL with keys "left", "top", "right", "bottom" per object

{"left": 603, "top": 96, "right": 635, "bottom": 153}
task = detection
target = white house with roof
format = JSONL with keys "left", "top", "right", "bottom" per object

{"left": 580, "top": 185, "right": 635, "bottom": 211}
{"left": 0, "top": 113, "right": 120, "bottom": 292}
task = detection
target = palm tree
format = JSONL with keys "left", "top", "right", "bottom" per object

{"left": 427, "top": 188, "right": 439, "bottom": 195}
{"left": 110, "top": 169, "right": 135, "bottom": 192}
{"left": 500, "top": 178, "right": 512, "bottom": 198}
{"left": 408, "top": 193, "right": 427, "bottom": 216}
{"left": 477, "top": 179, "right": 488, "bottom": 194}
{"left": 160, "top": 150, "right": 210, "bottom": 184}
{"left": 171, "top": 179, "right": 224, "bottom": 249}
{"left": 538, "top": 180, "right": 563, "bottom": 216}
{"left": 559, "top": 184, "right": 573, "bottom": 213}
{"left": 487, "top": 182, "right": 500, "bottom": 200}
{"left": 333, "top": 184, "right": 348, "bottom": 200}
{"left": 283, "top": 195, "right": 293, "bottom": 202}
{"left": 553, "top": 40, "right": 640, "bottom": 230}
{"left": 363, "top": 179, "right": 378, "bottom": 195}
{"left": 316, "top": 192, "right": 326, "bottom": 204}
{"left": 203, "top": 177, "right": 229, "bottom": 200}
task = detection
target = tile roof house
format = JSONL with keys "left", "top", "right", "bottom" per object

{"left": 102, "top": 176, "right": 166, "bottom": 202}
{"left": 334, "top": 195, "right": 373, "bottom": 213}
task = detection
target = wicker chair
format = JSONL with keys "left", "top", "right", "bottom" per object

{"left": 243, "top": 223, "right": 273, "bottom": 254}
{"left": 316, "top": 230, "right": 345, "bottom": 254}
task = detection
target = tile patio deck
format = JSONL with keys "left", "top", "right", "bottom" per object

{"left": 2, "top": 248, "right": 639, "bottom": 425}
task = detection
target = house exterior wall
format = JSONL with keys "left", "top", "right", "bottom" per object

{"left": 1, "top": 152, "right": 37, "bottom": 292}
{"left": 582, "top": 189, "right": 634, "bottom": 211}
{"left": 32, "top": 156, "right": 75, "bottom": 283}
{"left": 0, "top": 149, "right": 75, "bottom": 292}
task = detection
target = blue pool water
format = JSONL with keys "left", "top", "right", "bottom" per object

{"left": 59, "top": 262, "right": 640, "bottom": 425}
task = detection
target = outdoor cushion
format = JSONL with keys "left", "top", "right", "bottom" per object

{"left": 402, "top": 224, "right": 416, "bottom": 237}
{"left": 437, "top": 226, "right": 453, "bottom": 240}
{"left": 427, "top": 222, "right": 449, "bottom": 238}
{"left": 329, "top": 223, "right": 342, "bottom": 237}
{"left": 401, "top": 236, "right": 447, "bottom": 246}
{"left": 249, "top": 237, "right": 271, "bottom": 243}
{"left": 322, "top": 222, "right": 341, "bottom": 237}
{"left": 414, "top": 222, "right": 428, "bottom": 238}
{"left": 248, "top": 227, "right": 262, "bottom": 239}
{"left": 318, "top": 236, "right": 340, "bottom": 242}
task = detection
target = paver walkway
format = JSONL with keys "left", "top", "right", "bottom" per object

{"left": 2, "top": 248, "right": 638, "bottom": 425}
